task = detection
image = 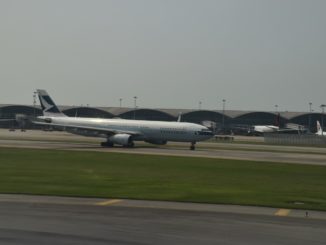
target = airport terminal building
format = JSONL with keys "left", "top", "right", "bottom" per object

{"left": 0, "top": 104, "right": 325, "bottom": 134}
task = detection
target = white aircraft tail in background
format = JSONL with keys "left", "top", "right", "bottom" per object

{"left": 316, "top": 121, "right": 326, "bottom": 136}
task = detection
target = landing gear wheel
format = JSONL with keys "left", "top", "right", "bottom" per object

{"left": 101, "top": 141, "right": 114, "bottom": 147}
{"left": 123, "top": 142, "right": 135, "bottom": 148}
{"left": 190, "top": 142, "right": 196, "bottom": 150}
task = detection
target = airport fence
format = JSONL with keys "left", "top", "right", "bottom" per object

{"left": 264, "top": 133, "right": 326, "bottom": 146}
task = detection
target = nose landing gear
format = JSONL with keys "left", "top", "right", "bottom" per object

{"left": 190, "top": 142, "right": 196, "bottom": 150}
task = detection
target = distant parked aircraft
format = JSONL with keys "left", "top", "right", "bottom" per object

{"left": 34, "top": 90, "right": 213, "bottom": 150}
{"left": 249, "top": 125, "right": 279, "bottom": 135}
{"left": 248, "top": 114, "right": 306, "bottom": 135}
{"left": 248, "top": 113, "right": 281, "bottom": 135}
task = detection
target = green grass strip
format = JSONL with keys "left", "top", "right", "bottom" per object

{"left": 1, "top": 147, "right": 326, "bottom": 211}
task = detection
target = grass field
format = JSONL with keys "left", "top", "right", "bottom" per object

{"left": 1, "top": 147, "right": 326, "bottom": 211}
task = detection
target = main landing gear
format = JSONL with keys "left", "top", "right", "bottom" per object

{"left": 190, "top": 142, "right": 196, "bottom": 150}
{"left": 101, "top": 141, "right": 114, "bottom": 147}
{"left": 100, "top": 141, "right": 135, "bottom": 148}
{"left": 123, "top": 142, "right": 135, "bottom": 148}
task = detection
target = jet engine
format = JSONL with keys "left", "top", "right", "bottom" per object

{"left": 67, "top": 128, "right": 102, "bottom": 137}
{"left": 109, "top": 134, "right": 134, "bottom": 146}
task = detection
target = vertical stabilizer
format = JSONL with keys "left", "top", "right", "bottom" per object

{"left": 37, "top": 89, "right": 66, "bottom": 117}
{"left": 316, "top": 121, "right": 323, "bottom": 135}
{"left": 177, "top": 112, "right": 182, "bottom": 122}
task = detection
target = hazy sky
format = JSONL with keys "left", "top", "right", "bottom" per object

{"left": 1, "top": 0, "right": 325, "bottom": 112}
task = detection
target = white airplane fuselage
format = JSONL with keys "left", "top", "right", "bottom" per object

{"left": 38, "top": 116, "right": 213, "bottom": 143}
{"left": 35, "top": 89, "right": 213, "bottom": 149}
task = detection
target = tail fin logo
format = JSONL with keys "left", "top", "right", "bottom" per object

{"left": 37, "top": 89, "right": 65, "bottom": 116}
{"left": 39, "top": 95, "right": 61, "bottom": 113}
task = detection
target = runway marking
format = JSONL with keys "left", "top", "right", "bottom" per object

{"left": 95, "top": 199, "right": 122, "bottom": 206}
{"left": 275, "top": 209, "right": 291, "bottom": 216}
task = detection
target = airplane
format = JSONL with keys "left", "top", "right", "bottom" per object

{"left": 247, "top": 114, "right": 306, "bottom": 136}
{"left": 316, "top": 121, "right": 326, "bottom": 136}
{"left": 248, "top": 125, "right": 279, "bottom": 135}
{"left": 33, "top": 90, "right": 213, "bottom": 150}
{"left": 247, "top": 114, "right": 281, "bottom": 135}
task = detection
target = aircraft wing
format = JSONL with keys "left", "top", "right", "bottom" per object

{"left": 32, "top": 121, "right": 142, "bottom": 136}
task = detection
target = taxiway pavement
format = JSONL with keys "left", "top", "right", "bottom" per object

{"left": 1, "top": 130, "right": 326, "bottom": 244}
{"left": 0, "top": 194, "right": 325, "bottom": 245}
{"left": 1, "top": 137, "right": 326, "bottom": 166}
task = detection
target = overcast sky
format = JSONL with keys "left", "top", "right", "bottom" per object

{"left": 0, "top": 0, "right": 325, "bottom": 112}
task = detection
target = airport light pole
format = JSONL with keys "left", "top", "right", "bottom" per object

{"left": 274, "top": 104, "right": 278, "bottom": 113}
{"left": 199, "top": 101, "right": 202, "bottom": 110}
{"left": 222, "top": 99, "right": 226, "bottom": 134}
{"left": 321, "top": 104, "right": 326, "bottom": 135}
{"left": 119, "top": 98, "right": 122, "bottom": 108}
{"left": 309, "top": 102, "right": 312, "bottom": 132}
{"left": 133, "top": 96, "right": 138, "bottom": 119}
{"left": 33, "top": 91, "right": 37, "bottom": 118}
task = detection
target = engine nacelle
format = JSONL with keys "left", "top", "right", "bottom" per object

{"left": 67, "top": 128, "right": 101, "bottom": 137}
{"left": 145, "top": 139, "right": 167, "bottom": 145}
{"left": 109, "top": 134, "right": 133, "bottom": 146}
